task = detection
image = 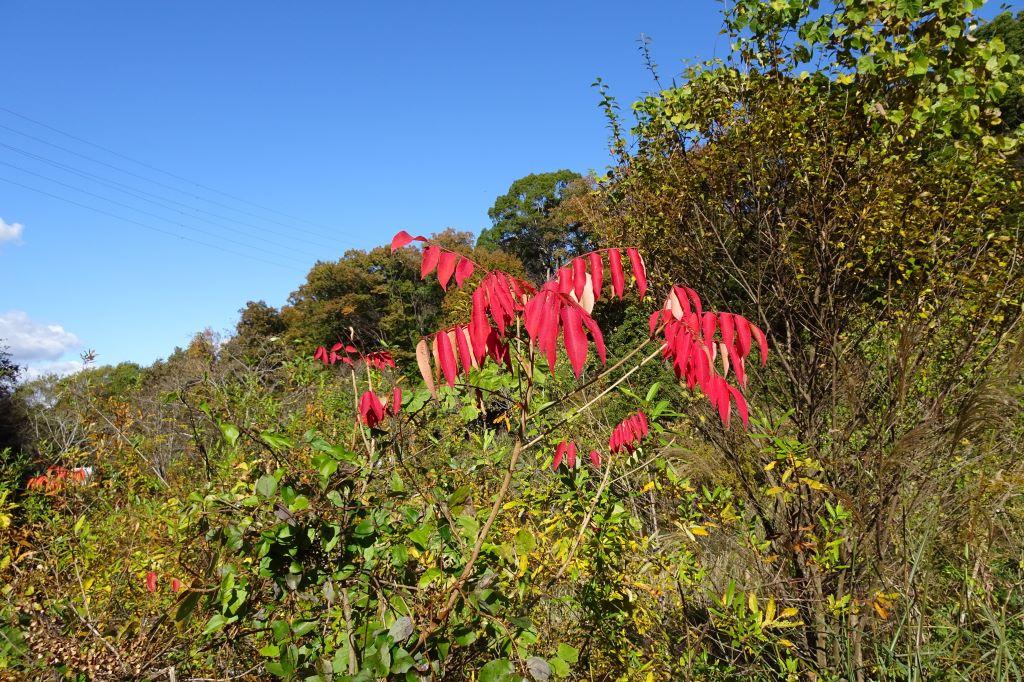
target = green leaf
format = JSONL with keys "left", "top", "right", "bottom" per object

{"left": 556, "top": 643, "right": 579, "bottom": 664}
{"left": 478, "top": 658, "right": 513, "bottom": 682}
{"left": 390, "top": 647, "right": 416, "bottom": 674}
{"left": 202, "top": 613, "right": 233, "bottom": 635}
{"left": 515, "top": 527, "right": 536, "bottom": 555}
{"left": 219, "top": 423, "right": 240, "bottom": 447}
{"left": 548, "top": 657, "right": 569, "bottom": 677}
{"left": 174, "top": 591, "right": 201, "bottom": 624}
{"left": 292, "top": 620, "right": 317, "bottom": 637}
{"left": 418, "top": 567, "right": 443, "bottom": 588}
{"left": 256, "top": 475, "right": 278, "bottom": 498}
{"left": 447, "top": 486, "right": 472, "bottom": 506}
{"left": 259, "top": 430, "right": 293, "bottom": 451}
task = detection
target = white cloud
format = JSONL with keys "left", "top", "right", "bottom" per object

{"left": 0, "top": 217, "right": 24, "bottom": 246}
{"left": 0, "top": 310, "right": 81, "bottom": 363}
{"left": 22, "top": 359, "right": 86, "bottom": 382}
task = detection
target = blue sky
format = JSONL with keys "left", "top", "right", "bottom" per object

{"left": 0, "top": 1, "right": 1013, "bottom": 377}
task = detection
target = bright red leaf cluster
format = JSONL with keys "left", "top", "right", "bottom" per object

{"left": 391, "top": 231, "right": 770, "bottom": 478}
{"left": 358, "top": 388, "right": 401, "bottom": 428}
{"left": 145, "top": 571, "right": 182, "bottom": 593}
{"left": 26, "top": 466, "right": 90, "bottom": 493}
{"left": 553, "top": 441, "right": 577, "bottom": 470}
{"left": 417, "top": 324, "right": 510, "bottom": 394}
{"left": 392, "top": 230, "right": 476, "bottom": 290}
{"left": 314, "top": 343, "right": 395, "bottom": 370}
{"left": 609, "top": 411, "right": 650, "bottom": 453}
{"left": 392, "top": 232, "right": 652, "bottom": 384}
{"left": 649, "top": 286, "right": 767, "bottom": 427}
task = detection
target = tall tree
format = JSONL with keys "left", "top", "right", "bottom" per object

{"left": 477, "top": 170, "right": 591, "bottom": 282}
{"left": 0, "top": 344, "right": 26, "bottom": 455}
{"left": 281, "top": 230, "right": 523, "bottom": 365}
{"left": 977, "top": 10, "right": 1024, "bottom": 132}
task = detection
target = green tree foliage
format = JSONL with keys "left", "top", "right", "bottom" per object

{"left": 477, "top": 170, "right": 591, "bottom": 282}
{"left": 977, "top": 10, "right": 1024, "bottom": 132}
{"left": 0, "top": 345, "right": 26, "bottom": 456}
{"left": 564, "top": 0, "right": 1024, "bottom": 673}
{"left": 279, "top": 230, "right": 523, "bottom": 367}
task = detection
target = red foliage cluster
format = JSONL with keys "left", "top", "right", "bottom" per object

{"left": 26, "top": 466, "right": 90, "bottom": 494}
{"left": 649, "top": 287, "right": 767, "bottom": 427}
{"left": 418, "top": 324, "right": 510, "bottom": 393}
{"left": 314, "top": 343, "right": 395, "bottom": 370}
{"left": 553, "top": 412, "right": 650, "bottom": 471}
{"left": 609, "top": 411, "right": 649, "bottom": 453}
{"left": 390, "top": 231, "right": 771, "bottom": 474}
{"left": 358, "top": 388, "right": 401, "bottom": 428}
{"left": 553, "top": 441, "right": 577, "bottom": 470}
{"left": 394, "top": 233, "right": 650, "bottom": 386}
{"left": 145, "top": 571, "right": 182, "bottom": 593}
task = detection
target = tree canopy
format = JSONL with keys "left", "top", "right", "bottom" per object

{"left": 476, "top": 170, "right": 591, "bottom": 282}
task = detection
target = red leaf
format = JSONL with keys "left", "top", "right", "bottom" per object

{"left": 454, "top": 257, "right": 475, "bottom": 287}
{"left": 435, "top": 331, "right": 458, "bottom": 387}
{"left": 587, "top": 251, "right": 603, "bottom": 299}
{"left": 727, "top": 384, "right": 749, "bottom": 428}
{"left": 589, "top": 449, "right": 602, "bottom": 467}
{"left": 572, "top": 257, "right": 587, "bottom": 298}
{"left": 608, "top": 248, "right": 625, "bottom": 298}
{"left": 561, "top": 304, "right": 588, "bottom": 378}
{"left": 454, "top": 325, "right": 474, "bottom": 376}
{"left": 390, "top": 230, "right": 424, "bottom": 252}
{"left": 580, "top": 311, "right": 607, "bottom": 365}
{"left": 170, "top": 578, "right": 182, "bottom": 592}
{"left": 421, "top": 245, "right": 440, "bottom": 280}
{"left": 437, "top": 251, "right": 458, "bottom": 290}
{"left": 553, "top": 441, "right": 567, "bottom": 470}
{"left": 734, "top": 315, "right": 752, "bottom": 357}
{"left": 626, "top": 248, "right": 647, "bottom": 299}
{"left": 752, "top": 324, "right": 769, "bottom": 366}
{"left": 358, "top": 390, "right": 386, "bottom": 427}
{"left": 145, "top": 571, "right": 158, "bottom": 593}
{"left": 701, "top": 312, "right": 717, "bottom": 345}
{"left": 469, "top": 289, "right": 490, "bottom": 364}
{"left": 390, "top": 387, "right": 402, "bottom": 416}
{"left": 557, "top": 266, "right": 573, "bottom": 295}
{"left": 566, "top": 441, "right": 577, "bottom": 468}
{"left": 313, "top": 346, "right": 327, "bottom": 364}
{"left": 537, "top": 292, "right": 561, "bottom": 372}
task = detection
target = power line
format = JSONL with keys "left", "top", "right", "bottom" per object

{"left": 0, "top": 140, "right": 341, "bottom": 251}
{"left": 0, "top": 174, "right": 302, "bottom": 271}
{"left": 0, "top": 120, "right": 351, "bottom": 244}
{"left": 0, "top": 159, "right": 314, "bottom": 265}
{"left": 0, "top": 105, "right": 341, "bottom": 233}
{"left": 0, "top": 149, "right": 332, "bottom": 259}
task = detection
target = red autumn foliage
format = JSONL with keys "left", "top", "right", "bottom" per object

{"left": 357, "top": 388, "right": 402, "bottom": 428}
{"left": 358, "top": 390, "right": 385, "bottom": 428}
{"left": 145, "top": 571, "right": 158, "bottom": 593}
{"left": 648, "top": 286, "right": 767, "bottom": 427}
{"left": 26, "top": 466, "right": 90, "bottom": 494}
{"left": 390, "top": 230, "right": 769, "bottom": 471}
{"left": 553, "top": 441, "right": 578, "bottom": 470}
{"left": 314, "top": 343, "right": 395, "bottom": 370}
{"left": 609, "top": 411, "right": 649, "bottom": 454}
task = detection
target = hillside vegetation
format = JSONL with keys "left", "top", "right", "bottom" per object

{"left": 2, "top": 2, "right": 1023, "bottom": 680}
